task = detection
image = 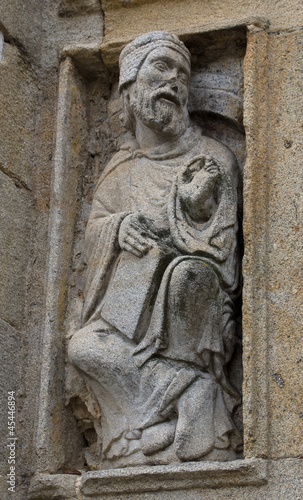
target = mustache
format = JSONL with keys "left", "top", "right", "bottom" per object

{"left": 151, "top": 87, "right": 181, "bottom": 107}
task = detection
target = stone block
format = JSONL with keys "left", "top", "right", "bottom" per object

{"left": 242, "top": 27, "right": 303, "bottom": 460}
{"left": 242, "top": 28, "right": 271, "bottom": 460}
{"left": 0, "top": 42, "right": 37, "bottom": 187}
{"left": 0, "top": 0, "right": 42, "bottom": 65}
{"left": 101, "top": 0, "right": 303, "bottom": 44}
{"left": 0, "top": 318, "right": 22, "bottom": 472}
{"left": 80, "top": 460, "right": 266, "bottom": 496}
{"left": 58, "top": 0, "right": 102, "bottom": 17}
{"left": 0, "top": 171, "right": 32, "bottom": 329}
{"left": 29, "top": 473, "right": 78, "bottom": 500}
{"left": 265, "top": 29, "right": 303, "bottom": 459}
{"left": 101, "top": 1, "right": 266, "bottom": 42}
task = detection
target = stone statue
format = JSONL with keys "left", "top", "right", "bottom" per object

{"left": 68, "top": 31, "right": 242, "bottom": 468}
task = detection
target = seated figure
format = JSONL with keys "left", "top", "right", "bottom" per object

{"left": 68, "top": 31, "right": 242, "bottom": 468}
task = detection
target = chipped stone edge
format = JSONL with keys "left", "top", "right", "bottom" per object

{"left": 28, "top": 459, "right": 267, "bottom": 498}
{"left": 58, "top": 16, "right": 270, "bottom": 71}
{"left": 61, "top": 42, "right": 108, "bottom": 79}
{"left": 100, "top": 16, "right": 270, "bottom": 67}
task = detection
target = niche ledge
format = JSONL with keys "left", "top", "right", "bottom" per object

{"left": 29, "top": 459, "right": 267, "bottom": 499}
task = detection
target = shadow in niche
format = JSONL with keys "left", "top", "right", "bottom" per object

{"left": 63, "top": 27, "right": 247, "bottom": 470}
{"left": 191, "top": 111, "right": 245, "bottom": 450}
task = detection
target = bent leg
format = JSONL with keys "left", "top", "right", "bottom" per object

{"left": 160, "top": 259, "right": 224, "bottom": 366}
{"left": 68, "top": 321, "right": 142, "bottom": 401}
{"left": 68, "top": 321, "right": 146, "bottom": 451}
{"left": 175, "top": 377, "right": 216, "bottom": 460}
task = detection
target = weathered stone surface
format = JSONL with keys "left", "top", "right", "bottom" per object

{"left": 34, "top": 57, "right": 88, "bottom": 474}
{"left": 0, "top": 42, "right": 37, "bottom": 187}
{"left": 90, "top": 459, "right": 302, "bottom": 499}
{"left": 101, "top": 0, "right": 303, "bottom": 44}
{"left": 62, "top": 43, "right": 109, "bottom": 80}
{"left": 0, "top": 0, "right": 42, "bottom": 65}
{"left": 40, "top": 0, "right": 103, "bottom": 71}
{"left": 242, "top": 27, "right": 271, "bottom": 460}
{"left": 265, "top": 29, "right": 303, "bottom": 459}
{"left": 29, "top": 473, "right": 78, "bottom": 500}
{"left": 243, "top": 26, "right": 303, "bottom": 461}
{"left": 101, "top": 1, "right": 266, "bottom": 42}
{"left": 0, "top": 318, "right": 22, "bottom": 496}
{"left": 58, "top": 0, "right": 102, "bottom": 17}
{"left": 0, "top": 30, "right": 3, "bottom": 60}
{"left": 0, "top": 0, "right": 103, "bottom": 69}
{"left": 0, "top": 171, "right": 32, "bottom": 329}
{"left": 100, "top": 17, "right": 266, "bottom": 69}
{"left": 81, "top": 459, "right": 266, "bottom": 495}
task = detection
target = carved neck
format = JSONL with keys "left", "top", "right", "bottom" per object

{"left": 134, "top": 118, "right": 184, "bottom": 154}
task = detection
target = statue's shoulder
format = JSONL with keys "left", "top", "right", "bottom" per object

{"left": 198, "top": 134, "right": 237, "bottom": 170}
{"left": 95, "top": 138, "right": 137, "bottom": 190}
{"left": 103, "top": 143, "right": 134, "bottom": 175}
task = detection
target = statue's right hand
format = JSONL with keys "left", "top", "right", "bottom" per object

{"left": 118, "top": 213, "right": 153, "bottom": 258}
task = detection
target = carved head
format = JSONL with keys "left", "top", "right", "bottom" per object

{"left": 119, "top": 32, "right": 191, "bottom": 137}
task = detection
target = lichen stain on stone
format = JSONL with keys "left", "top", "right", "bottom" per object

{"left": 272, "top": 373, "right": 285, "bottom": 389}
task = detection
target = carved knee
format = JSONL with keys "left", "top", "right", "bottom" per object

{"left": 68, "top": 329, "right": 96, "bottom": 372}
{"left": 170, "top": 260, "right": 219, "bottom": 301}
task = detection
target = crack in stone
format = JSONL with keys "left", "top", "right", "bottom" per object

{"left": 0, "top": 163, "right": 32, "bottom": 191}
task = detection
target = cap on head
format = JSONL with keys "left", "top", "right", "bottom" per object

{"left": 119, "top": 31, "right": 191, "bottom": 92}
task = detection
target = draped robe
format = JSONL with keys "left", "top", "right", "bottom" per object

{"left": 69, "top": 124, "right": 242, "bottom": 465}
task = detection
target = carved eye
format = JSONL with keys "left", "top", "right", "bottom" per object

{"left": 179, "top": 73, "right": 188, "bottom": 85}
{"left": 154, "top": 61, "right": 168, "bottom": 72}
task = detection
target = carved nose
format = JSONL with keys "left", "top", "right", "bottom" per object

{"left": 167, "top": 69, "right": 178, "bottom": 82}
{"left": 166, "top": 73, "right": 178, "bottom": 92}
{"left": 170, "top": 82, "right": 178, "bottom": 92}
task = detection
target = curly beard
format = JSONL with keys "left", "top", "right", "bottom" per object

{"left": 128, "top": 83, "right": 189, "bottom": 137}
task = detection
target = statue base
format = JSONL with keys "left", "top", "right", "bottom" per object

{"left": 28, "top": 459, "right": 267, "bottom": 499}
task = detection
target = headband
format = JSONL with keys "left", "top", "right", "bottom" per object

{"left": 119, "top": 31, "right": 191, "bottom": 92}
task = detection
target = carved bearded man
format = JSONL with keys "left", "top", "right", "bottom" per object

{"left": 68, "top": 31, "right": 242, "bottom": 467}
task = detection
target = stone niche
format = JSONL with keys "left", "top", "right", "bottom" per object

{"left": 29, "top": 19, "right": 271, "bottom": 499}
{"left": 66, "top": 25, "right": 246, "bottom": 470}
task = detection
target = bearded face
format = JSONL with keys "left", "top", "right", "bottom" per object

{"left": 128, "top": 82, "right": 190, "bottom": 137}
{"left": 121, "top": 47, "right": 191, "bottom": 138}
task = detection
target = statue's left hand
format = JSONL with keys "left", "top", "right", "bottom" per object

{"left": 181, "top": 157, "right": 221, "bottom": 201}
{"left": 177, "top": 157, "right": 222, "bottom": 224}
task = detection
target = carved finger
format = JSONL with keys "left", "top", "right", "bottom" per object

{"left": 127, "top": 229, "right": 150, "bottom": 247}
{"left": 125, "top": 237, "right": 148, "bottom": 254}
{"left": 205, "top": 161, "right": 221, "bottom": 176}
{"left": 205, "top": 164, "right": 219, "bottom": 173}
{"left": 122, "top": 241, "right": 144, "bottom": 258}
{"left": 126, "top": 234, "right": 151, "bottom": 251}
{"left": 126, "top": 233, "right": 150, "bottom": 251}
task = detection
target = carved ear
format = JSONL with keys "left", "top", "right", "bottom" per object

{"left": 108, "top": 84, "right": 136, "bottom": 136}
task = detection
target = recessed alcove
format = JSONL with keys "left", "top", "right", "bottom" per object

{"left": 30, "top": 17, "right": 271, "bottom": 497}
